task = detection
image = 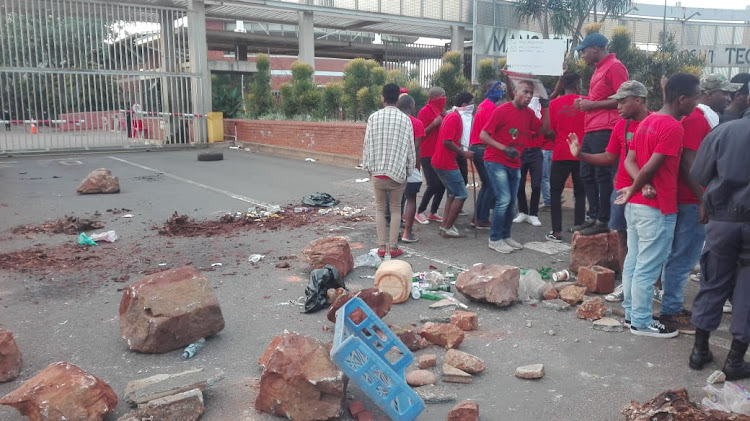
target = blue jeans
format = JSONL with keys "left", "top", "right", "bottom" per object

{"left": 434, "top": 168, "right": 468, "bottom": 200}
{"left": 622, "top": 204, "right": 677, "bottom": 329}
{"left": 661, "top": 204, "right": 706, "bottom": 315}
{"left": 471, "top": 144, "right": 495, "bottom": 223}
{"left": 542, "top": 149, "right": 552, "bottom": 207}
{"left": 485, "top": 161, "right": 520, "bottom": 242}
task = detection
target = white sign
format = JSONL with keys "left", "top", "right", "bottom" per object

{"left": 681, "top": 45, "right": 750, "bottom": 68}
{"left": 506, "top": 39, "right": 567, "bottom": 76}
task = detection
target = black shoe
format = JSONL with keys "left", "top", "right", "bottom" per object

{"left": 569, "top": 220, "right": 595, "bottom": 233}
{"left": 723, "top": 339, "right": 750, "bottom": 381}
{"left": 579, "top": 221, "right": 610, "bottom": 236}
{"left": 689, "top": 329, "right": 713, "bottom": 370}
{"left": 630, "top": 320, "right": 678, "bottom": 338}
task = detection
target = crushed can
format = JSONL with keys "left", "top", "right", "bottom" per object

{"left": 552, "top": 269, "right": 571, "bottom": 282}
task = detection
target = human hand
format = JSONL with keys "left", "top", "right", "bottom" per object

{"left": 614, "top": 186, "right": 634, "bottom": 205}
{"left": 504, "top": 147, "right": 520, "bottom": 160}
{"left": 567, "top": 133, "right": 580, "bottom": 157}
{"left": 699, "top": 204, "right": 709, "bottom": 224}
{"left": 642, "top": 184, "right": 657, "bottom": 199}
{"left": 434, "top": 115, "right": 443, "bottom": 126}
{"left": 462, "top": 150, "right": 475, "bottom": 159}
{"left": 575, "top": 99, "right": 596, "bottom": 112}
{"left": 539, "top": 97, "right": 550, "bottom": 108}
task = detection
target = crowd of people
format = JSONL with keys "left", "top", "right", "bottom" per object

{"left": 361, "top": 33, "right": 750, "bottom": 377}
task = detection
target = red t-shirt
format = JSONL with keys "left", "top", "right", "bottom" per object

{"left": 629, "top": 114, "right": 683, "bottom": 214}
{"left": 585, "top": 54, "right": 629, "bottom": 133}
{"left": 409, "top": 115, "right": 426, "bottom": 139}
{"left": 677, "top": 108, "right": 711, "bottom": 204}
{"left": 482, "top": 102, "right": 542, "bottom": 169}
{"left": 418, "top": 105, "right": 441, "bottom": 158}
{"left": 549, "top": 94, "right": 585, "bottom": 161}
{"left": 431, "top": 112, "right": 462, "bottom": 171}
{"left": 606, "top": 116, "right": 649, "bottom": 190}
{"left": 470, "top": 99, "right": 496, "bottom": 146}
{"left": 525, "top": 107, "right": 544, "bottom": 149}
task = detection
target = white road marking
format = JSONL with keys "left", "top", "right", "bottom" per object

{"left": 524, "top": 241, "right": 571, "bottom": 255}
{"left": 400, "top": 246, "right": 468, "bottom": 272}
{"left": 108, "top": 156, "right": 274, "bottom": 208}
{"left": 59, "top": 160, "right": 82, "bottom": 165}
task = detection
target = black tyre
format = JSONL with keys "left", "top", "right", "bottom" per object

{"left": 197, "top": 152, "right": 224, "bottom": 162}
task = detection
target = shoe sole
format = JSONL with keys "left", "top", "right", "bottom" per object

{"left": 605, "top": 295, "right": 624, "bottom": 302}
{"left": 400, "top": 238, "right": 419, "bottom": 243}
{"left": 629, "top": 327, "right": 679, "bottom": 338}
{"left": 416, "top": 219, "right": 429, "bottom": 225}
{"left": 489, "top": 245, "right": 512, "bottom": 254}
{"left": 546, "top": 237, "right": 563, "bottom": 243}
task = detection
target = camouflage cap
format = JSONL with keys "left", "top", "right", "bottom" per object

{"left": 701, "top": 74, "right": 742, "bottom": 93}
{"left": 609, "top": 80, "right": 648, "bottom": 100}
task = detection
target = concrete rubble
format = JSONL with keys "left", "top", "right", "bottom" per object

{"left": 415, "top": 385, "right": 458, "bottom": 403}
{"left": 394, "top": 326, "right": 429, "bottom": 351}
{"left": 0, "top": 329, "right": 22, "bottom": 382}
{"left": 559, "top": 284, "right": 588, "bottom": 305}
{"left": 576, "top": 297, "right": 608, "bottom": 321}
{"left": 123, "top": 368, "right": 224, "bottom": 406}
{"left": 133, "top": 388, "right": 205, "bottom": 421}
{"left": 420, "top": 322, "right": 465, "bottom": 349}
{"left": 515, "top": 364, "right": 545, "bottom": 380}
{"left": 542, "top": 298, "right": 572, "bottom": 311}
{"left": 450, "top": 311, "right": 479, "bottom": 331}
{"left": 444, "top": 349, "right": 486, "bottom": 375}
{"left": 447, "top": 400, "right": 480, "bottom": 421}
{"left": 592, "top": 317, "right": 624, "bottom": 332}
{"left": 418, "top": 354, "right": 437, "bottom": 369}
{"left": 301, "top": 236, "right": 354, "bottom": 277}
{"left": 541, "top": 282, "right": 559, "bottom": 300}
{"left": 442, "top": 363, "right": 473, "bottom": 384}
{"left": 77, "top": 168, "right": 121, "bottom": 194}
{"left": 455, "top": 264, "right": 519, "bottom": 306}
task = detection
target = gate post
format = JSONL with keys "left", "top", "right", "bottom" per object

{"left": 188, "top": 0, "right": 211, "bottom": 144}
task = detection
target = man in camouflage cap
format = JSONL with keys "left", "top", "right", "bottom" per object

{"left": 700, "top": 74, "right": 741, "bottom": 123}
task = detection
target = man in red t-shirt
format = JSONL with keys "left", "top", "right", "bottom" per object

{"left": 615, "top": 73, "right": 701, "bottom": 338}
{"left": 544, "top": 73, "right": 586, "bottom": 243}
{"left": 480, "top": 80, "right": 550, "bottom": 254}
{"left": 573, "top": 33, "right": 629, "bottom": 235}
{"left": 432, "top": 92, "right": 475, "bottom": 238}
{"left": 661, "top": 74, "right": 741, "bottom": 335}
{"left": 416, "top": 87, "right": 447, "bottom": 224}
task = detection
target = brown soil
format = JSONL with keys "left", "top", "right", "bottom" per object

{"left": 12, "top": 216, "right": 104, "bottom": 235}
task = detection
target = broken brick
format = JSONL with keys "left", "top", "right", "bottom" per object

{"left": 578, "top": 265, "right": 615, "bottom": 294}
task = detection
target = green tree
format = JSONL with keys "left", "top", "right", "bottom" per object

{"left": 211, "top": 74, "right": 244, "bottom": 118}
{"left": 247, "top": 54, "right": 273, "bottom": 117}
{"left": 431, "top": 51, "right": 471, "bottom": 107}
{"left": 280, "top": 61, "right": 321, "bottom": 118}
{"left": 323, "top": 82, "right": 344, "bottom": 119}
{"left": 341, "top": 58, "right": 387, "bottom": 120}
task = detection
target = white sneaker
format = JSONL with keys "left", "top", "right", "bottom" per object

{"left": 513, "top": 212, "right": 529, "bottom": 224}
{"left": 504, "top": 237, "right": 523, "bottom": 249}
{"left": 724, "top": 300, "right": 733, "bottom": 314}
{"left": 605, "top": 284, "right": 624, "bottom": 302}
{"left": 527, "top": 215, "right": 542, "bottom": 227}
{"left": 489, "top": 239, "right": 514, "bottom": 254}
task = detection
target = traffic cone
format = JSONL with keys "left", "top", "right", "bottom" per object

{"left": 30, "top": 123, "right": 37, "bottom": 134}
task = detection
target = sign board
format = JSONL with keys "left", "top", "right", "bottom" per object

{"left": 506, "top": 39, "right": 566, "bottom": 76}
{"left": 681, "top": 45, "right": 750, "bottom": 68}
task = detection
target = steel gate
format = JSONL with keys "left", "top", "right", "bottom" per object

{"left": 0, "top": 0, "right": 205, "bottom": 153}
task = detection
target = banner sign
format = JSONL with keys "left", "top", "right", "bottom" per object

{"left": 506, "top": 39, "right": 566, "bottom": 76}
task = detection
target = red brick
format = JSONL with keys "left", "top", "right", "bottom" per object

{"left": 450, "top": 311, "right": 479, "bottom": 331}
{"left": 357, "top": 410, "right": 374, "bottom": 421}
{"left": 577, "top": 265, "right": 615, "bottom": 294}
{"left": 348, "top": 400, "right": 366, "bottom": 417}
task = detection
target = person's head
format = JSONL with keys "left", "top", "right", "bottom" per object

{"left": 485, "top": 81, "right": 506, "bottom": 104}
{"left": 428, "top": 86, "right": 446, "bottom": 100}
{"left": 397, "top": 94, "right": 416, "bottom": 115}
{"left": 700, "top": 74, "right": 741, "bottom": 113}
{"left": 729, "top": 73, "right": 750, "bottom": 112}
{"left": 561, "top": 73, "right": 581, "bottom": 94}
{"left": 574, "top": 33, "right": 609, "bottom": 66}
{"left": 609, "top": 80, "right": 648, "bottom": 119}
{"left": 512, "top": 80, "right": 535, "bottom": 108}
{"left": 665, "top": 73, "right": 701, "bottom": 118}
{"left": 454, "top": 91, "right": 474, "bottom": 108}
{"left": 382, "top": 83, "right": 400, "bottom": 105}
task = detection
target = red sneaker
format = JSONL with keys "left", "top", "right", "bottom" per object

{"left": 390, "top": 248, "right": 404, "bottom": 258}
{"left": 427, "top": 213, "right": 443, "bottom": 222}
{"left": 377, "top": 247, "right": 386, "bottom": 258}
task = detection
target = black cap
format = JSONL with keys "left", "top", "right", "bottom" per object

{"left": 574, "top": 33, "right": 608, "bottom": 51}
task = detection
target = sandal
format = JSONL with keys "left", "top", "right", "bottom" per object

{"left": 401, "top": 235, "right": 419, "bottom": 243}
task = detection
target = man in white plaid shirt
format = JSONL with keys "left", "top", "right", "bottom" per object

{"left": 362, "top": 83, "right": 416, "bottom": 259}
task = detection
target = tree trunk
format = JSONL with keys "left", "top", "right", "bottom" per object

{"left": 542, "top": 0, "right": 550, "bottom": 39}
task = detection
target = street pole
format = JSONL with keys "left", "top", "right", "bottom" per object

{"left": 662, "top": 0, "right": 667, "bottom": 76}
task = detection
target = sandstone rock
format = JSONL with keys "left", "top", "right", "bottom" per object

{"left": 77, "top": 168, "right": 120, "bottom": 194}
{"left": 406, "top": 370, "right": 437, "bottom": 387}
{"left": 255, "top": 332, "right": 346, "bottom": 421}
{"left": 393, "top": 326, "right": 428, "bottom": 352}
{"left": 450, "top": 311, "right": 478, "bottom": 331}
{"left": 0, "top": 361, "right": 117, "bottom": 420}
{"left": 442, "top": 364, "right": 472, "bottom": 384}
{"left": 0, "top": 330, "right": 22, "bottom": 382}
{"left": 444, "top": 349, "right": 485, "bottom": 374}
{"left": 119, "top": 266, "right": 225, "bottom": 353}
{"left": 517, "top": 270, "right": 546, "bottom": 301}
{"left": 576, "top": 297, "right": 608, "bottom": 321}
{"left": 357, "top": 410, "right": 374, "bottom": 421}
{"left": 541, "top": 282, "right": 559, "bottom": 300}
{"left": 420, "top": 323, "right": 464, "bottom": 349}
{"left": 124, "top": 368, "right": 224, "bottom": 406}
{"left": 348, "top": 400, "right": 366, "bottom": 417}
{"left": 447, "top": 400, "right": 479, "bottom": 421}
{"left": 578, "top": 265, "right": 616, "bottom": 294}
{"left": 136, "top": 388, "right": 204, "bottom": 421}
{"left": 553, "top": 281, "right": 576, "bottom": 291}
{"left": 592, "top": 317, "right": 624, "bottom": 332}
{"left": 569, "top": 231, "right": 619, "bottom": 273}
{"left": 418, "top": 354, "right": 437, "bottom": 369}
{"left": 415, "top": 386, "right": 457, "bottom": 404}
{"left": 455, "top": 264, "right": 519, "bottom": 306}
{"left": 515, "top": 364, "right": 545, "bottom": 379}
{"left": 559, "top": 285, "right": 588, "bottom": 306}
{"left": 327, "top": 288, "right": 392, "bottom": 323}
{"left": 301, "top": 236, "right": 354, "bottom": 278}
{"left": 542, "top": 299, "right": 571, "bottom": 311}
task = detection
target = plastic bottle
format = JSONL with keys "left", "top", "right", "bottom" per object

{"left": 419, "top": 291, "right": 442, "bottom": 301}
{"left": 411, "top": 284, "right": 421, "bottom": 299}
{"left": 182, "top": 338, "right": 206, "bottom": 359}
{"left": 426, "top": 284, "right": 451, "bottom": 292}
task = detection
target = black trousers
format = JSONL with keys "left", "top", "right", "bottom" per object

{"left": 550, "top": 160, "right": 586, "bottom": 233}
{"left": 692, "top": 221, "right": 750, "bottom": 343}
{"left": 418, "top": 157, "right": 445, "bottom": 215}
{"left": 456, "top": 155, "right": 469, "bottom": 185}
{"left": 517, "top": 147, "right": 543, "bottom": 216}
{"left": 580, "top": 130, "right": 614, "bottom": 222}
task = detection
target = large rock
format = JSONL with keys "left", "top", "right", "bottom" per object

{"left": 576, "top": 297, "right": 608, "bottom": 321}
{"left": 0, "top": 330, "right": 22, "bottom": 382}
{"left": 420, "top": 323, "right": 464, "bottom": 349}
{"left": 569, "top": 231, "right": 620, "bottom": 273}
{"left": 301, "top": 236, "right": 354, "bottom": 278}
{"left": 255, "top": 332, "right": 347, "bottom": 421}
{"left": 444, "top": 350, "right": 485, "bottom": 374}
{"left": 455, "top": 264, "right": 519, "bottom": 306}
{"left": 77, "top": 168, "right": 120, "bottom": 194}
{"left": 326, "top": 288, "right": 392, "bottom": 323}
{"left": 447, "top": 400, "right": 479, "bottom": 421}
{"left": 119, "top": 266, "right": 225, "bottom": 354}
{"left": 559, "top": 285, "right": 588, "bottom": 306}
{"left": 0, "top": 361, "right": 117, "bottom": 421}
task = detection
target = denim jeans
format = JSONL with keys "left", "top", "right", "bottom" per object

{"left": 661, "top": 204, "right": 706, "bottom": 316}
{"left": 485, "top": 161, "right": 520, "bottom": 242}
{"left": 580, "top": 130, "right": 614, "bottom": 222}
{"left": 542, "top": 149, "right": 553, "bottom": 207}
{"left": 471, "top": 144, "right": 494, "bottom": 223}
{"left": 435, "top": 168, "right": 468, "bottom": 200}
{"left": 622, "top": 204, "right": 677, "bottom": 329}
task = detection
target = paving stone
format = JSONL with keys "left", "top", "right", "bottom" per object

{"left": 592, "top": 317, "right": 624, "bottom": 332}
{"left": 515, "top": 364, "right": 545, "bottom": 379}
{"left": 442, "top": 364, "right": 472, "bottom": 384}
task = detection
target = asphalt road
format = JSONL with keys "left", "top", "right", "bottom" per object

{"left": 0, "top": 147, "right": 739, "bottom": 420}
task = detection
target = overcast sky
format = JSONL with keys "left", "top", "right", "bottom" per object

{"left": 636, "top": 0, "right": 749, "bottom": 9}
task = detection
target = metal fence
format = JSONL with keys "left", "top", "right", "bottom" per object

{"left": 0, "top": 0, "right": 204, "bottom": 153}
{"left": 382, "top": 41, "right": 447, "bottom": 87}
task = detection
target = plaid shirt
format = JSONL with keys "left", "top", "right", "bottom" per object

{"left": 362, "top": 106, "right": 416, "bottom": 183}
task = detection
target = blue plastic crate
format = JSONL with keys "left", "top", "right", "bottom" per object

{"left": 331, "top": 297, "right": 425, "bottom": 421}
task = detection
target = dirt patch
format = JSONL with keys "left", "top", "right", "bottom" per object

{"left": 12, "top": 216, "right": 104, "bottom": 235}
{"left": 0, "top": 245, "right": 103, "bottom": 272}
